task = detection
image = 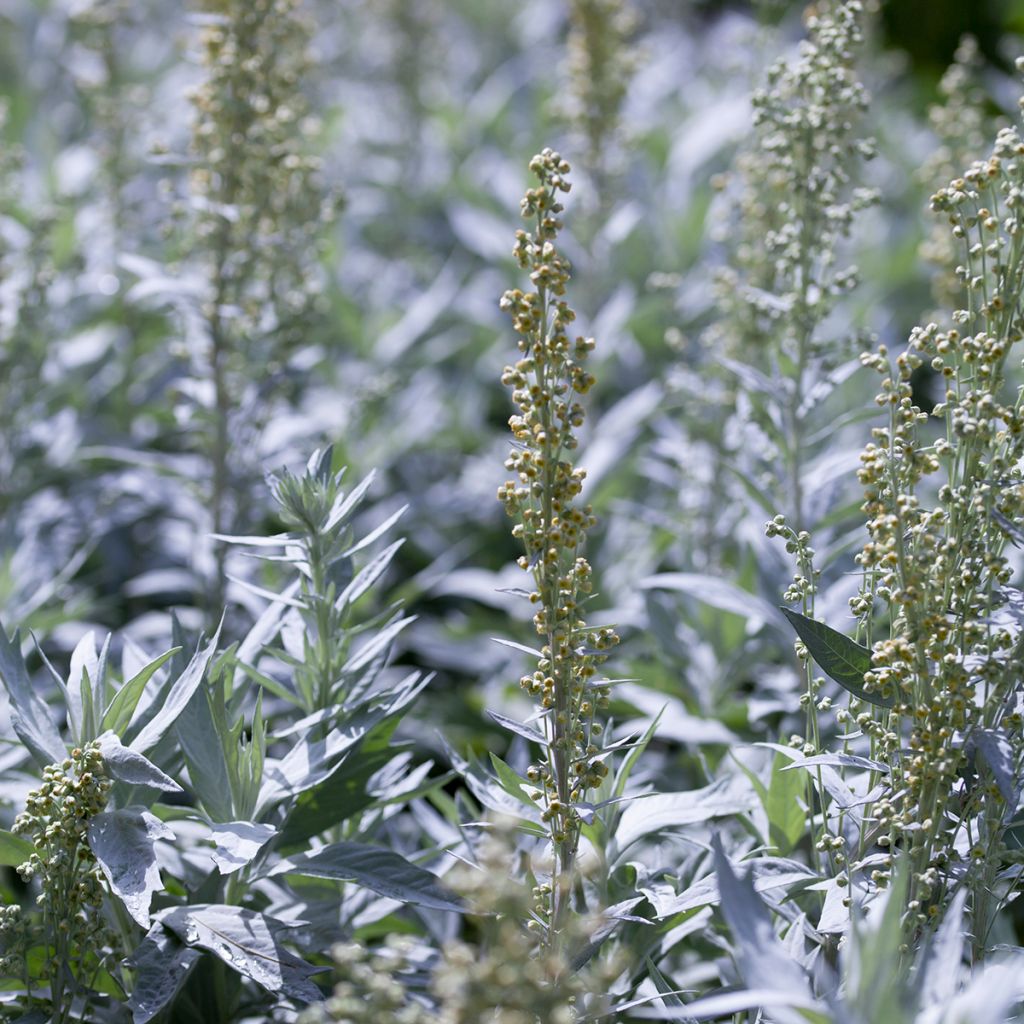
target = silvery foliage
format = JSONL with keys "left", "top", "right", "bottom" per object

{"left": 0, "top": 450, "right": 453, "bottom": 1021}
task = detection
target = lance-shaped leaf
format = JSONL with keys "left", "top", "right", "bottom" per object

{"left": 158, "top": 904, "right": 323, "bottom": 1002}
{"left": 174, "top": 682, "right": 234, "bottom": 823}
{"left": 613, "top": 776, "right": 756, "bottom": 856}
{"left": 657, "top": 856, "right": 816, "bottom": 918}
{"left": 89, "top": 808, "right": 174, "bottom": 926}
{"left": 126, "top": 925, "right": 202, "bottom": 1024}
{"left": 339, "top": 538, "right": 405, "bottom": 606}
{"left": 780, "top": 607, "right": 894, "bottom": 708}
{"left": 270, "top": 840, "right": 463, "bottom": 913}
{"left": 0, "top": 623, "right": 65, "bottom": 767}
{"left": 101, "top": 647, "right": 179, "bottom": 738}
{"left": 128, "top": 628, "right": 220, "bottom": 754}
{"left": 765, "top": 750, "right": 805, "bottom": 855}
{"left": 710, "top": 836, "right": 820, "bottom": 1024}
{"left": 97, "top": 731, "right": 182, "bottom": 792}
{"left": 65, "top": 630, "right": 99, "bottom": 745}
{"left": 487, "top": 709, "right": 546, "bottom": 745}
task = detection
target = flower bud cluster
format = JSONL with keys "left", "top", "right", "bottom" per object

{"left": 498, "top": 150, "right": 617, "bottom": 884}
{"left": 711, "top": 1, "right": 876, "bottom": 368}
{"left": 764, "top": 514, "right": 820, "bottom": 605}
{"left": 299, "top": 828, "right": 621, "bottom": 1024}
{"left": 186, "top": 0, "right": 339, "bottom": 404}
{"left": 13, "top": 743, "right": 110, "bottom": 896}
{"left": 9, "top": 743, "right": 114, "bottom": 992}
{"left": 297, "top": 939, "right": 433, "bottom": 1024}
{"left": 563, "top": 0, "right": 638, "bottom": 183}
{"left": 0, "top": 904, "right": 26, "bottom": 976}
{"left": 853, "top": 86, "right": 1024, "bottom": 933}
{"left": 918, "top": 36, "right": 993, "bottom": 309}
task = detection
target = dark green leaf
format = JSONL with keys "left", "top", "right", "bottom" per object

{"left": 271, "top": 840, "right": 462, "bottom": 913}
{"left": 765, "top": 751, "right": 805, "bottom": 855}
{"left": 779, "top": 607, "right": 892, "bottom": 708}
{"left": 0, "top": 828, "right": 34, "bottom": 867}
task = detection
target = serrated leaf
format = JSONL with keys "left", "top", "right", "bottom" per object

{"left": 271, "top": 841, "right": 462, "bottom": 913}
{"left": 89, "top": 808, "right": 174, "bottom": 927}
{"left": 779, "top": 607, "right": 893, "bottom": 708}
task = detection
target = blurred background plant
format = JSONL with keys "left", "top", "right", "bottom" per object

{"left": 0, "top": 0, "right": 1024, "bottom": 1020}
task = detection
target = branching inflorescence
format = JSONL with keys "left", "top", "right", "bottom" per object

{"left": 919, "top": 36, "right": 994, "bottom": 311}
{"left": 188, "top": 0, "right": 337, "bottom": 608}
{"left": 854, "top": 71, "right": 1024, "bottom": 953}
{"left": 716, "top": 0, "right": 877, "bottom": 600}
{"left": 498, "top": 149, "right": 617, "bottom": 937}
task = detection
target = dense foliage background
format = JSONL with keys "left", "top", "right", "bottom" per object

{"left": 2, "top": 0, "right": 1024, "bottom": 1021}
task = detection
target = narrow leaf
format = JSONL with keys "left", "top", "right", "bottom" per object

{"left": 487, "top": 710, "right": 546, "bottom": 745}
{"left": 129, "top": 630, "right": 220, "bottom": 754}
{"left": 101, "top": 648, "right": 180, "bottom": 738}
{"left": 0, "top": 623, "right": 65, "bottom": 767}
